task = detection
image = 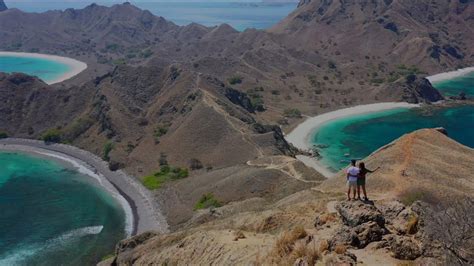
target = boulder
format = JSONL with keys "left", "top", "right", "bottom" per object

{"left": 391, "top": 208, "right": 418, "bottom": 235}
{"left": 322, "top": 252, "right": 357, "bottom": 265}
{"left": 388, "top": 235, "right": 422, "bottom": 260}
{"left": 353, "top": 221, "right": 387, "bottom": 248}
{"left": 376, "top": 200, "right": 405, "bottom": 221}
{"left": 335, "top": 201, "right": 385, "bottom": 227}
{"left": 329, "top": 226, "right": 360, "bottom": 249}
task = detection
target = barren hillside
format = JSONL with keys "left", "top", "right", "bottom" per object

{"left": 101, "top": 129, "right": 474, "bottom": 265}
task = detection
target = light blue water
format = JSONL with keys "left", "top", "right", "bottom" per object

{"left": 432, "top": 71, "right": 474, "bottom": 97}
{"left": 6, "top": 2, "right": 297, "bottom": 31}
{"left": 0, "top": 152, "right": 126, "bottom": 265}
{"left": 311, "top": 75, "right": 474, "bottom": 171}
{"left": 0, "top": 55, "right": 72, "bottom": 83}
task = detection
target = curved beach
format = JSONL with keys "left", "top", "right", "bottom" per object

{"left": 285, "top": 102, "right": 419, "bottom": 177}
{"left": 0, "top": 138, "right": 169, "bottom": 236}
{"left": 0, "top": 51, "right": 87, "bottom": 84}
{"left": 427, "top": 67, "right": 474, "bottom": 83}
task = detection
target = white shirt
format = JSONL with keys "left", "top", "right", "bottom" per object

{"left": 347, "top": 166, "right": 360, "bottom": 182}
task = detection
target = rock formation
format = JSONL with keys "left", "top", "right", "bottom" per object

{"left": 100, "top": 129, "right": 474, "bottom": 265}
{"left": 0, "top": 0, "right": 7, "bottom": 12}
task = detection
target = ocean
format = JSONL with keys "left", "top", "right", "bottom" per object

{"left": 0, "top": 55, "right": 72, "bottom": 84}
{"left": 311, "top": 75, "right": 474, "bottom": 172}
{"left": 432, "top": 71, "right": 474, "bottom": 97}
{"left": 5, "top": 1, "right": 297, "bottom": 31}
{"left": 0, "top": 152, "right": 126, "bottom": 265}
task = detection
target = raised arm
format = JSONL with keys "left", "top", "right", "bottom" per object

{"left": 367, "top": 167, "right": 381, "bottom": 173}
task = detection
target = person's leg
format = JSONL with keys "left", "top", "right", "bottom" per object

{"left": 352, "top": 184, "right": 357, "bottom": 199}
{"left": 357, "top": 185, "right": 361, "bottom": 200}
{"left": 362, "top": 185, "right": 368, "bottom": 200}
{"left": 347, "top": 186, "right": 351, "bottom": 200}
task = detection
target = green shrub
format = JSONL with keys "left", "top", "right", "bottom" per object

{"left": 112, "top": 58, "right": 127, "bottom": 65}
{"left": 247, "top": 88, "right": 265, "bottom": 111}
{"left": 41, "top": 129, "right": 62, "bottom": 143}
{"left": 328, "top": 61, "right": 337, "bottom": 69}
{"left": 194, "top": 193, "right": 222, "bottom": 210}
{"left": 106, "top": 43, "right": 119, "bottom": 51}
{"left": 0, "top": 131, "right": 8, "bottom": 139}
{"left": 103, "top": 141, "right": 114, "bottom": 161}
{"left": 228, "top": 76, "right": 243, "bottom": 85}
{"left": 140, "top": 49, "right": 153, "bottom": 58}
{"left": 283, "top": 108, "right": 302, "bottom": 118}
{"left": 142, "top": 165, "right": 189, "bottom": 190}
{"left": 154, "top": 126, "right": 168, "bottom": 143}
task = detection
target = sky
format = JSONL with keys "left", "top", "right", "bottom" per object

{"left": 5, "top": 0, "right": 278, "bottom": 2}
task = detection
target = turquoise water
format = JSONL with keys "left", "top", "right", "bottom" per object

{"left": 0, "top": 55, "right": 72, "bottom": 83}
{"left": 0, "top": 152, "right": 126, "bottom": 265}
{"left": 432, "top": 72, "right": 474, "bottom": 97}
{"left": 312, "top": 73, "right": 474, "bottom": 171}
{"left": 312, "top": 106, "right": 474, "bottom": 171}
{"left": 6, "top": 2, "right": 297, "bottom": 31}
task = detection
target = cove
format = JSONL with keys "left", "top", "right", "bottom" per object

{"left": 0, "top": 152, "right": 126, "bottom": 265}
{"left": 311, "top": 105, "right": 474, "bottom": 171}
{"left": 0, "top": 52, "right": 87, "bottom": 84}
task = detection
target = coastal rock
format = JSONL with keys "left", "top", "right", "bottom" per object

{"left": 335, "top": 201, "right": 385, "bottom": 227}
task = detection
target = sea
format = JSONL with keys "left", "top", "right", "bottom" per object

{"left": 0, "top": 55, "right": 72, "bottom": 84}
{"left": 5, "top": 1, "right": 298, "bottom": 31}
{"left": 311, "top": 75, "right": 474, "bottom": 171}
{"left": 0, "top": 152, "right": 126, "bottom": 265}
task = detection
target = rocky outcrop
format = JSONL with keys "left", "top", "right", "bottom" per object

{"left": 329, "top": 200, "right": 425, "bottom": 260}
{"left": 0, "top": 0, "right": 7, "bottom": 12}
{"left": 395, "top": 75, "right": 444, "bottom": 103}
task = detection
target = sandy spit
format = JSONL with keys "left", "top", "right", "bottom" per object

{"left": 285, "top": 102, "right": 419, "bottom": 177}
{"left": 427, "top": 67, "right": 474, "bottom": 83}
{"left": 0, "top": 51, "right": 87, "bottom": 84}
{"left": 0, "top": 139, "right": 169, "bottom": 236}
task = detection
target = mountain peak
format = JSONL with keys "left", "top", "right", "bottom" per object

{"left": 0, "top": 0, "right": 7, "bottom": 12}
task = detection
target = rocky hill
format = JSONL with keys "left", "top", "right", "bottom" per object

{"left": 0, "top": 2, "right": 473, "bottom": 264}
{"left": 100, "top": 129, "right": 474, "bottom": 265}
{"left": 0, "top": 0, "right": 7, "bottom": 12}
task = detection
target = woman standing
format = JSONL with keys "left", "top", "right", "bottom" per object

{"left": 357, "top": 162, "right": 380, "bottom": 201}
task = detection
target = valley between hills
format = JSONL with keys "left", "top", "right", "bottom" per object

{"left": 0, "top": 0, "right": 473, "bottom": 265}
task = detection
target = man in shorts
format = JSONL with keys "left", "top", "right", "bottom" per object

{"left": 346, "top": 160, "right": 359, "bottom": 201}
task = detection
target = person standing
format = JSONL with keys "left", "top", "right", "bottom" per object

{"left": 346, "top": 160, "right": 359, "bottom": 201}
{"left": 357, "top": 162, "right": 380, "bottom": 201}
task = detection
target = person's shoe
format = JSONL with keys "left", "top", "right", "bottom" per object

{"left": 363, "top": 197, "right": 369, "bottom": 201}
{"left": 357, "top": 197, "right": 362, "bottom": 201}
{"left": 347, "top": 198, "right": 351, "bottom": 201}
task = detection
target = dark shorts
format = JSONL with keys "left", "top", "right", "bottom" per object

{"left": 357, "top": 178, "right": 366, "bottom": 186}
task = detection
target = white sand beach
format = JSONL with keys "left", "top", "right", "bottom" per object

{"left": 285, "top": 102, "right": 419, "bottom": 177}
{"left": 0, "top": 139, "right": 169, "bottom": 236}
{"left": 427, "top": 67, "right": 474, "bottom": 83}
{"left": 0, "top": 51, "right": 87, "bottom": 84}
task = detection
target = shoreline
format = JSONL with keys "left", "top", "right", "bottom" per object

{"left": 0, "top": 51, "right": 87, "bottom": 85}
{"left": 285, "top": 102, "right": 419, "bottom": 177}
{"left": 426, "top": 66, "right": 474, "bottom": 83}
{"left": 0, "top": 138, "right": 169, "bottom": 236}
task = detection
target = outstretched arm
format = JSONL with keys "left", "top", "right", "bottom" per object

{"left": 367, "top": 167, "right": 381, "bottom": 173}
